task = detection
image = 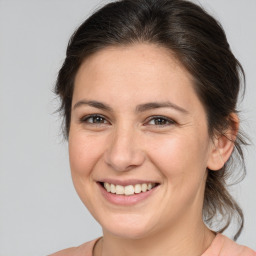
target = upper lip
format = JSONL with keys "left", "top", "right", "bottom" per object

{"left": 98, "top": 179, "right": 160, "bottom": 186}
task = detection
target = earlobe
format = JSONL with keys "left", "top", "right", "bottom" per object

{"left": 207, "top": 114, "right": 239, "bottom": 171}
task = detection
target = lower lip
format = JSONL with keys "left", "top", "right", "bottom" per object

{"left": 97, "top": 183, "right": 158, "bottom": 206}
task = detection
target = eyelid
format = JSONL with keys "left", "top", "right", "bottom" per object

{"left": 144, "top": 115, "right": 176, "bottom": 126}
{"left": 79, "top": 114, "right": 176, "bottom": 127}
{"left": 80, "top": 114, "right": 110, "bottom": 124}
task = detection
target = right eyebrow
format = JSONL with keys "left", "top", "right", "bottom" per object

{"left": 73, "top": 100, "right": 113, "bottom": 112}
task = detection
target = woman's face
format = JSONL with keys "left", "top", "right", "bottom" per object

{"left": 69, "top": 44, "right": 215, "bottom": 239}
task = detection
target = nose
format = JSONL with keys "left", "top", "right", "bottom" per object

{"left": 104, "top": 126, "right": 146, "bottom": 172}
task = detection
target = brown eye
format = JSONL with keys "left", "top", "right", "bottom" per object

{"left": 147, "top": 116, "right": 175, "bottom": 126}
{"left": 81, "top": 114, "right": 108, "bottom": 124}
{"left": 152, "top": 118, "right": 168, "bottom": 125}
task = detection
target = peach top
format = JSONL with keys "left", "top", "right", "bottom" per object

{"left": 50, "top": 234, "right": 256, "bottom": 256}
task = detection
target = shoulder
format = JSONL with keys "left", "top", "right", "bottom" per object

{"left": 49, "top": 238, "right": 100, "bottom": 256}
{"left": 202, "top": 233, "right": 256, "bottom": 256}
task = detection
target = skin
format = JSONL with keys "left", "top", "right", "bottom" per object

{"left": 68, "top": 43, "right": 235, "bottom": 256}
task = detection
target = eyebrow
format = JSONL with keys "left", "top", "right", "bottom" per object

{"left": 135, "top": 102, "right": 189, "bottom": 114}
{"left": 73, "top": 100, "right": 112, "bottom": 112}
{"left": 73, "top": 99, "right": 189, "bottom": 114}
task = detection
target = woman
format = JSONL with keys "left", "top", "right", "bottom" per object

{"left": 50, "top": 0, "right": 255, "bottom": 255}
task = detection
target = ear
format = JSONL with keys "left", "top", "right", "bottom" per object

{"left": 207, "top": 113, "right": 239, "bottom": 171}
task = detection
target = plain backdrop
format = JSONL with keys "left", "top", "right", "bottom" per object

{"left": 0, "top": 0, "right": 255, "bottom": 255}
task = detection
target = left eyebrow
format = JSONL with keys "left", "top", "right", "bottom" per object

{"left": 135, "top": 101, "right": 189, "bottom": 114}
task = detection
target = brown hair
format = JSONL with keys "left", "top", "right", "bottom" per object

{"left": 55, "top": 0, "right": 248, "bottom": 240}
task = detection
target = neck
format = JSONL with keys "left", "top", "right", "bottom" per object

{"left": 96, "top": 218, "right": 215, "bottom": 256}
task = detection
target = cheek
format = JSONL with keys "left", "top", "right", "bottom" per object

{"left": 147, "top": 132, "right": 210, "bottom": 180}
{"left": 68, "top": 131, "right": 104, "bottom": 212}
{"left": 148, "top": 133, "right": 210, "bottom": 212}
{"left": 68, "top": 130, "right": 103, "bottom": 177}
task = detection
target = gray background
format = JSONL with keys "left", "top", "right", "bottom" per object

{"left": 0, "top": 0, "right": 255, "bottom": 255}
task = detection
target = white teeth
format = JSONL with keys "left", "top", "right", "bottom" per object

{"left": 147, "top": 183, "right": 153, "bottom": 190}
{"left": 134, "top": 184, "right": 142, "bottom": 193}
{"left": 103, "top": 182, "right": 157, "bottom": 195}
{"left": 104, "top": 182, "right": 111, "bottom": 192}
{"left": 125, "top": 185, "right": 135, "bottom": 195}
{"left": 141, "top": 183, "right": 147, "bottom": 192}
{"left": 116, "top": 185, "right": 124, "bottom": 195}
{"left": 110, "top": 184, "right": 116, "bottom": 193}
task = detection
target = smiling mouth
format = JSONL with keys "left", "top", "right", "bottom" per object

{"left": 99, "top": 182, "right": 159, "bottom": 196}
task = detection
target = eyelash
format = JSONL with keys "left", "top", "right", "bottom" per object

{"left": 145, "top": 115, "right": 176, "bottom": 127}
{"left": 80, "top": 114, "right": 109, "bottom": 125}
{"left": 80, "top": 114, "right": 176, "bottom": 127}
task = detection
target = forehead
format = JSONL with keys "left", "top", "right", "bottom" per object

{"left": 73, "top": 43, "right": 202, "bottom": 113}
{"left": 76, "top": 43, "right": 187, "bottom": 83}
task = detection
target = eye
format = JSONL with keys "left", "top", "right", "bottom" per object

{"left": 80, "top": 114, "right": 109, "bottom": 125}
{"left": 146, "top": 116, "right": 176, "bottom": 127}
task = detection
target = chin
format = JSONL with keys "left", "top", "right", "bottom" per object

{"left": 100, "top": 213, "right": 157, "bottom": 239}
